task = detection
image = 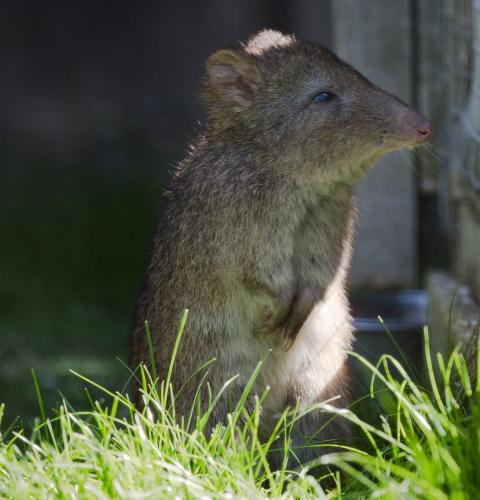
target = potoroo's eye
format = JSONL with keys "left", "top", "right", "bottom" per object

{"left": 311, "top": 91, "right": 336, "bottom": 104}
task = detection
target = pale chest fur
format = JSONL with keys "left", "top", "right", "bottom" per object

{"left": 227, "top": 194, "right": 355, "bottom": 413}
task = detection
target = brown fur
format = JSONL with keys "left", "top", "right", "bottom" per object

{"left": 128, "top": 30, "right": 431, "bottom": 462}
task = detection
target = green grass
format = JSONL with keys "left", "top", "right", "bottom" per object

{"left": 319, "top": 329, "right": 480, "bottom": 498}
{"left": 1, "top": 321, "right": 479, "bottom": 498}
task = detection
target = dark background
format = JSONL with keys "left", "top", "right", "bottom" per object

{"left": 0, "top": 1, "right": 332, "bottom": 423}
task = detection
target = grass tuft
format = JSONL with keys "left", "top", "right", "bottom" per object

{"left": 1, "top": 323, "right": 479, "bottom": 498}
{"left": 320, "top": 328, "right": 480, "bottom": 498}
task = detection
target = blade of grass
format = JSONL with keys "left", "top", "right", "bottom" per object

{"left": 31, "top": 368, "right": 46, "bottom": 424}
{"left": 144, "top": 320, "right": 157, "bottom": 382}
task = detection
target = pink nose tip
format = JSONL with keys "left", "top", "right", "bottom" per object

{"left": 415, "top": 119, "right": 432, "bottom": 142}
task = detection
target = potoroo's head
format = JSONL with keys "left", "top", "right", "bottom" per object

{"left": 203, "top": 30, "right": 431, "bottom": 186}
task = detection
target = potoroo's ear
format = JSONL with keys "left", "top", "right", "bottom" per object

{"left": 205, "top": 49, "right": 262, "bottom": 113}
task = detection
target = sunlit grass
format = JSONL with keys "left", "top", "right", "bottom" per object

{"left": 0, "top": 317, "right": 479, "bottom": 498}
{"left": 0, "top": 312, "right": 330, "bottom": 498}
{"left": 321, "top": 328, "right": 480, "bottom": 498}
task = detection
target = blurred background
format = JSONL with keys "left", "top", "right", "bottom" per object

{"left": 1, "top": 0, "right": 479, "bottom": 424}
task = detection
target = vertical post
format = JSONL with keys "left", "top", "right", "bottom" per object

{"left": 332, "top": 0, "right": 417, "bottom": 288}
{"left": 416, "top": 0, "right": 452, "bottom": 273}
{"left": 456, "top": 0, "right": 480, "bottom": 301}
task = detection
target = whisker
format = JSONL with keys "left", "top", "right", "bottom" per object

{"left": 421, "top": 145, "right": 442, "bottom": 163}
